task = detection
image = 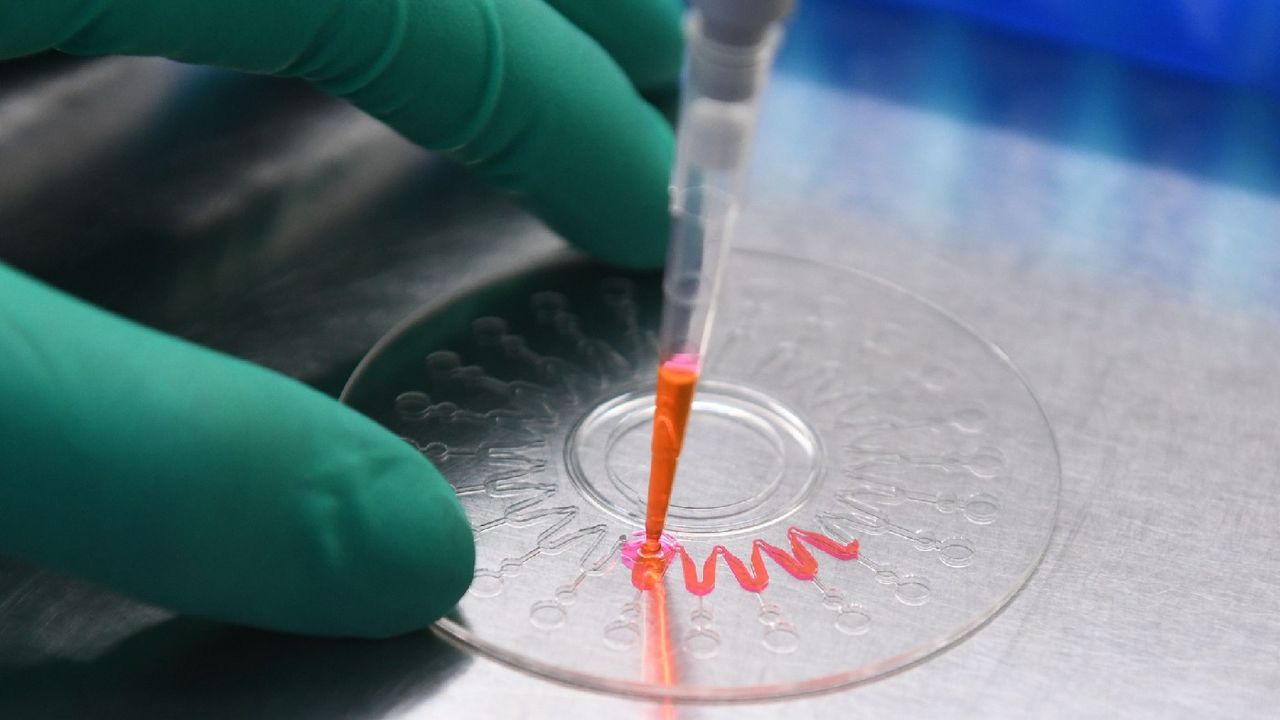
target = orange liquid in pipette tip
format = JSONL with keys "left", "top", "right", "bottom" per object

{"left": 638, "top": 358, "right": 691, "bottom": 700}
{"left": 642, "top": 354, "right": 700, "bottom": 558}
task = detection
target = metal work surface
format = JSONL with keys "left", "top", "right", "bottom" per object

{"left": 2, "top": 2, "right": 1278, "bottom": 717}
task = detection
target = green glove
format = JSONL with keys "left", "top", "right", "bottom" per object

{"left": 0, "top": 0, "right": 681, "bottom": 637}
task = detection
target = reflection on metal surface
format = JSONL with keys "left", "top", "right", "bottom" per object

{"left": 342, "top": 250, "right": 1060, "bottom": 701}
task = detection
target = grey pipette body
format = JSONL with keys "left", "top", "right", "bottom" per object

{"left": 655, "top": 0, "right": 794, "bottom": 364}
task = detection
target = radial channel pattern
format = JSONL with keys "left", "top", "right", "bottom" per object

{"left": 342, "top": 251, "right": 1059, "bottom": 701}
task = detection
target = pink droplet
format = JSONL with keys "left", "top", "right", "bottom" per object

{"left": 621, "top": 530, "right": 680, "bottom": 569}
{"left": 662, "top": 353, "right": 701, "bottom": 373}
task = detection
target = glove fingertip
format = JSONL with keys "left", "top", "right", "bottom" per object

{"left": 335, "top": 440, "right": 476, "bottom": 638}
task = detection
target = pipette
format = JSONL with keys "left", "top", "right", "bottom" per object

{"left": 641, "top": 0, "right": 795, "bottom": 557}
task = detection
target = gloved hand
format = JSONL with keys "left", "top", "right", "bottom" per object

{"left": 0, "top": 0, "right": 681, "bottom": 637}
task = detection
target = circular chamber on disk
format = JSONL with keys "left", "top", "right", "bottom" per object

{"left": 566, "top": 380, "right": 822, "bottom": 535}
{"left": 342, "top": 250, "right": 1060, "bottom": 702}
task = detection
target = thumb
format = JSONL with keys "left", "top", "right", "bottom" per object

{"left": 0, "top": 262, "right": 474, "bottom": 638}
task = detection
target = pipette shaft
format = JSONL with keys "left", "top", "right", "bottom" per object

{"left": 643, "top": 0, "right": 793, "bottom": 554}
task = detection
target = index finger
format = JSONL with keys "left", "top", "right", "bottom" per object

{"left": 1, "top": 0, "right": 678, "bottom": 267}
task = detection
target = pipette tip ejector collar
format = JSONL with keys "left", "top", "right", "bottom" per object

{"left": 688, "top": 0, "right": 794, "bottom": 102}
{"left": 693, "top": 0, "right": 796, "bottom": 46}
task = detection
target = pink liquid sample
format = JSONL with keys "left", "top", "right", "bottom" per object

{"left": 622, "top": 528, "right": 860, "bottom": 594}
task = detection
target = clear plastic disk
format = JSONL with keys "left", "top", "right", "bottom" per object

{"left": 342, "top": 250, "right": 1060, "bottom": 702}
